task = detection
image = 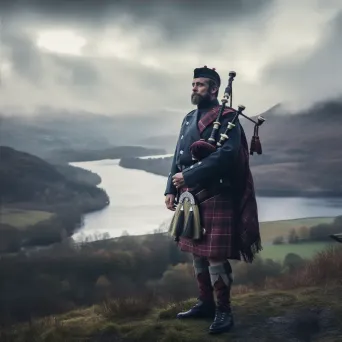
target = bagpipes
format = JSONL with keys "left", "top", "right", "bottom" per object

{"left": 169, "top": 70, "right": 266, "bottom": 243}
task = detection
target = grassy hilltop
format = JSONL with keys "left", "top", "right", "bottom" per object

{"left": 1, "top": 241, "right": 342, "bottom": 342}
{"left": 10, "top": 286, "right": 341, "bottom": 342}
{"left": 0, "top": 215, "right": 341, "bottom": 341}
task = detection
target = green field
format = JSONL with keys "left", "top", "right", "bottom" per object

{"left": 0, "top": 207, "right": 54, "bottom": 229}
{"left": 260, "top": 241, "right": 333, "bottom": 261}
{"left": 257, "top": 216, "right": 338, "bottom": 261}
{"left": 259, "top": 216, "right": 336, "bottom": 243}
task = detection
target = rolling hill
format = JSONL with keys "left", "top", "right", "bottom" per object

{"left": 0, "top": 110, "right": 170, "bottom": 162}
{"left": 0, "top": 146, "right": 109, "bottom": 206}
{"left": 0, "top": 146, "right": 110, "bottom": 252}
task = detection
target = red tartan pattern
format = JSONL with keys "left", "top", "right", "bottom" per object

{"left": 178, "top": 191, "right": 241, "bottom": 260}
{"left": 234, "top": 126, "right": 262, "bottom": 262}
{"left": 198, "top": 105, "right": 235, "bottom": 134}
{"left": 177, "top": 104, "right": 262, "bottom": 262}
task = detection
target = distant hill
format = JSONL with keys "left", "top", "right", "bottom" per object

{"left": 0, "top": 146, "right": 111, "bottom": 252}
{"left": 120, "top": 98, "right": 342, "bottom": 197}
{"left": 53, "top": 163, "right": 102, "bottom": 186}
{"left": 0, "top": 112, "right": 112, "bottom": 159}
{"left": 0, "top": 146, "right": 109, "bottom": 206}
{"left": 138, "top": 135, "right": 179, "bottom": 154}
{"left": 0, "top": 110, "right": 175, "bottom": 161}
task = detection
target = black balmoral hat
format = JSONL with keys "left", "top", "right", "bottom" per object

{"left": 193, "top": 65, "right": 221, "bottom": 87}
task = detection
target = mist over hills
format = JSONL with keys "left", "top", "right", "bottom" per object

{"left": 1, "top": 96, "right": 342, "bottom": 189}
{"left": 121, "top": 97, "right": 342, "bottom": 197}
{"left": 138, "top": 98, "right": 342, "bottom": 153}
{"left": 0, "top": 109, "right": 173, "bottom": 161}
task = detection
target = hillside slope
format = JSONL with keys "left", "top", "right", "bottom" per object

{"left": 3, "top": 285, "right": 341, "bottom": 341}
{"left": 0, "top": 146, "right": 109, "bottom": 252}
{"left": 0, "top": 146, "right": 109, "bottom": 206}
{"left": 1, "top": 228, "right": 342, "bottom": 341}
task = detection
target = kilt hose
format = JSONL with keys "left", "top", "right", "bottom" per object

{"left": 177, "top": 187, "right": 241, "bottom": 260}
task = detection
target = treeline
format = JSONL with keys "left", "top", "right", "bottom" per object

{"left": 0, "top": 189, "right": 109, "bottom": 253}
{"left": 54, "top": 163, "right": 102, "bottom": 186}
{"left": 1, "top": 206, "right": 83, "bottom": 254}
{"left": 0, "top": 233, "right": 188, "bottom": 325}
{"left": 0, "top": 230, "right": 323, "bottom": 327}
{"left": 273, "top": 215, "right": 342, "bottom": 245}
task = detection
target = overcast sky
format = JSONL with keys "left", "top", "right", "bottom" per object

{"left": 1, "top": 0, "right": 342, "bottom": 119}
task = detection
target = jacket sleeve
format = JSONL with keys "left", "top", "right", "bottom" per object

{"left": 164, "top": 119, "right": 185, "bottom": 196}
{"left": 182, "top": 118, "right": 242, "bottom": 188}
{"left": 164, "top": 144, "right": 181, "bottom": 196}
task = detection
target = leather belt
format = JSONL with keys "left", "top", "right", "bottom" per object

{"left": 193, "top": 186, "right": 222, "bottom": 203}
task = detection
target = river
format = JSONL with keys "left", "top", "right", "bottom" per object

{"left": 70, "top": 157, "right": 342, "bottom": 242}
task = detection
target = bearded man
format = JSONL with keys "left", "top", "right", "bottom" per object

{"left": 164, "top": 66, "right": 262, "bottom": 335}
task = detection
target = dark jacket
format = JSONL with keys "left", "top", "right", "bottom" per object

{"left": 164, "top": 100, "right": 241, "bottom": 195}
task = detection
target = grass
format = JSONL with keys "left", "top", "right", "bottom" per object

{"left": 260, "top": 241, "right": 334, "bottom": 261}
{"left": 0, "top": 207, "right": 54, "bottom": 229}
{"left": 259, "top": 216, "right": 335, "bottom": 243}
{"left": 3, "top": 285, "right": 341, "bottom": 342}
{"left": 2, "top": 243, "right": 342, "bottom": 342}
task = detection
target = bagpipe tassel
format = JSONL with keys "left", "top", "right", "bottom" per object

{"left": 250, "top": 124, "right": 262, "bottom": 155}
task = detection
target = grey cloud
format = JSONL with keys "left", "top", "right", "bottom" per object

{"left": 1, "top": 0, "right": 274, "bottom": 42}
{"left": 261, "top": 10, "right": 342, "bottom": 111}
{"left": 1, "top": 0, "right": 273, "bottom": 21}
{"left": 2, "top": 30, "right": 44, "bottom": 85}
{"left": 52, "top": 56, "right": 99, "bottom": 86}
{"left": 0, "top": 0, "right": 342, "bottom": 122}
{"left": 0, "top": 25, "right": 187, "bottom": 115}
{"left": 2, "top": 28, "right": 99, "bottom": 89}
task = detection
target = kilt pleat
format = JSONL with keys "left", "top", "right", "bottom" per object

{"left": 178, "top": 191, "right": 241, "bottom": 260}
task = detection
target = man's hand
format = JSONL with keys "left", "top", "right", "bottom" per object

{"left": 165, "top": 194, "right": 176, "bottom": 211}
{"left": 172, "top": 172, "right": 185, "bottom": 189}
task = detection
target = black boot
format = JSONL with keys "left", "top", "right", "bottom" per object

{"left": 208, "top": 261, "right": 234, "bottom": 334}
{"left": 177, "top": 257, "right": 216, "bottom": 319}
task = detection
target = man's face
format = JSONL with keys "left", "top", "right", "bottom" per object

{"left": 191, "top": 77, "right": 215, "bottom": 105}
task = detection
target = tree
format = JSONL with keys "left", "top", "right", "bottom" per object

{"left": 288, "top": 229, "right": 299, "bottom": 244}
{"left": 298, "top": 226, "right": 310, "bottom": 241}
{"left": 273, "top": 236, "right": 284, "bottom": 245}
{"left": 283, "top": 253, "right": 304, "bottom": 272}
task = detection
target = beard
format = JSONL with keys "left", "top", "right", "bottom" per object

{"left": 191, "top": 92, "right": 211, "bottom": 106}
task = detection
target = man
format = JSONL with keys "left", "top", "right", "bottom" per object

{"left": 164, "top": 66, "right": 262, "bottom": 335}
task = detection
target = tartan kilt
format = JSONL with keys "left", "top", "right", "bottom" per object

{"left": 177, "top": 187, "right": 241, "bottom": 260}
